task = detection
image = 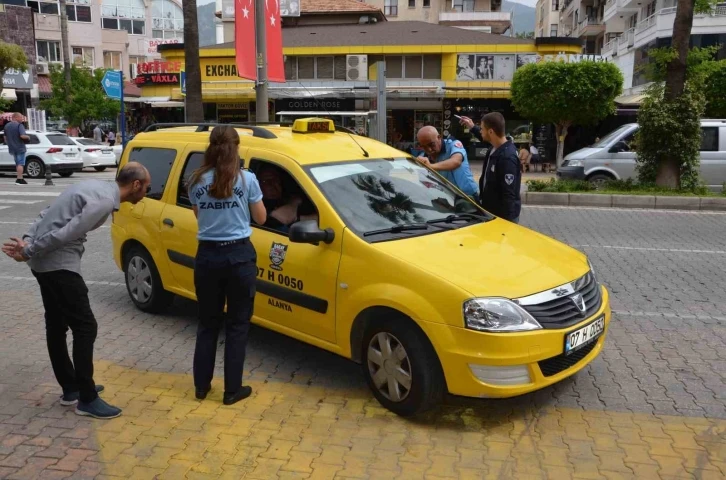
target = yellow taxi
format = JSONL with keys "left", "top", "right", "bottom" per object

{"left": 111, "top": 118, "right": 611, "bottom": 416}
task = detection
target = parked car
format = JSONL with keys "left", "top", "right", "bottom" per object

{"left": 0, "top": 130, "right": 82, "bottom": 178}
{"left": 70, "top": 137, "right": 117, "bottom": 171}
{"left": 557, "top": 120, "right": 726, "bottom": 191}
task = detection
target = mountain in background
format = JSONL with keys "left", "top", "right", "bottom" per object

{"left": 195, "top": 1, "right": 536, "bottom": 46}
{"left": 503, "top": 0, "right": 535, "bottom": 36}
{"left": 198, "top": 2, "right": 217, "bottom": 47}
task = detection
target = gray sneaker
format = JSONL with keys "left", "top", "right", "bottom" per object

{"left": 75, "top": 397, "right": 122, "bottom": 419}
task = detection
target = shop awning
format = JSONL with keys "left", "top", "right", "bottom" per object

{"left": 125, "top": 96, "right": 172, "bottom": 103}
{"left": 276, "top": 111, "right": 372, "bottom": 116}
{"left": 615, "top": 93, "right": 645, "bottom": 106}
{"left": 1, "top": 89, "right": 17, "bottom": 101}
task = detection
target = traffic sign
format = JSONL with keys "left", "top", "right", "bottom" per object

{"left": 180, "top": 70, "right": 186, "bottom": 96}
{"left": 101, "top": 70, "right": 123, "bottom": 100}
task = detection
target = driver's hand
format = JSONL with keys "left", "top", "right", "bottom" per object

{"left": 459, "top": 116, "right": 475, "bottom": 129}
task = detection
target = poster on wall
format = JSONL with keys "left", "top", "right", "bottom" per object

{"left": 456, "top": 55, "right": 477, "bottom": 80}
{"left": 474, "top": 55, "right": 494, "bottom": 79}
{"left": 516, "top": 54, "right": 541, "bottom": 69}
{"left": 494, "top": 55, "right": 515, "bottom": 81}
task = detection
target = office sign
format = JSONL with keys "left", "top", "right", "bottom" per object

{"left": 2, "top": 67, "right": 32, "bottom": 89}
{"left": 134, "top": 72, "right": 181, "bottom": 86}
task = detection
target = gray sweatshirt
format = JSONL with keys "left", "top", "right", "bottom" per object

{"left": 22, "top": 180, "right": 121, "bottom": 274}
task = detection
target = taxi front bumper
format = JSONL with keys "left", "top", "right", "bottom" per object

{"left": 429, "top": 286, "right": 611, "bottom": 398}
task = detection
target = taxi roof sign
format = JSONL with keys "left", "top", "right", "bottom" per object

{"left": 292, "top": 117, "right": 335, "bottom": 134}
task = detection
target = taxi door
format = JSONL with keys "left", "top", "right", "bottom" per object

{"left": 158, "top": 145, "right": 250, "bottom": 297}
{"left": 247, "top": 151, "right": 342, "bottom": 345}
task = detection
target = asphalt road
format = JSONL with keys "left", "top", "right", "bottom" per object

{"left": 0, "top": 169, "right": 724, "bottom": 478}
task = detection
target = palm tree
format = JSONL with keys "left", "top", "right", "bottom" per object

{"left": 352, "top": 175, "right": 423, "bottom": 225}
{"left": 182, "top": 0, "right": 203, "bottom": 122}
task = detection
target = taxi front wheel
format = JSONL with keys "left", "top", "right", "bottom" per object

{"left": 124, "top": 246, "right": 173, "bottom": 313}
{"left": 362, "top": 320, "right": 445, "bottom": 417}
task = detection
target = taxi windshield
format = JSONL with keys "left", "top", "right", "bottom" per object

{"left": 308, "top": 158, "right": 492, "bottom": 239}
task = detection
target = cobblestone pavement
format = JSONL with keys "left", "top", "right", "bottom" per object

{"left": 0, "top": 174, "right": 724, "bottom": 479}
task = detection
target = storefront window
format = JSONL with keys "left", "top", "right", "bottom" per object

{"left": 102, "top": 0, "right": 146, "bottom": 35}
{"left": 151, "top": 0, "right": 184, "bottom": 39}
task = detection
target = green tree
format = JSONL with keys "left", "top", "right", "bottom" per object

{"left": 510, "top": 61, "right": 623, "bottom": 166}
{"left": 0, "top": 40, "right": 29, "bottom": 102}
{"left": 703, "top": 63, "right": 726, "bottom": 117}
{"left": 636, "top": 83, "right": 705, "bottom": 191}
{"left": 41, "top": 65, "right": 120, "bottom": 130}
{"left": 656, "top": 0, "right": 716, "bottom": 187}
{"left": 515, "top": 32, "right": 534, "bottom": 39}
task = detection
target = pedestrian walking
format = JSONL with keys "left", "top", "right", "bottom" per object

{"left": 93, "top": 125, "right": 103, "bottom": 143}
{"left": 187, "top": 125, "right": 266, "bottom": 405}
{"left": 459, "top": 113, "right": 522, "bottom": 223}
{"left": 414, "top": 125, "right": 479, "bottom": 199}
{"left": 4, "top": 113, "right": 30, "bottom": 185}
{"left": 1, "top": 162, "right": 151, "bottom": 419}
{"left": 107, "top": 130, "right": 116, "bottom": 146}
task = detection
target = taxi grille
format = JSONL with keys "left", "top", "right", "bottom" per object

{"left": 538, "top": 340, "right": 597, "bottom": 377}
{"left": 521, "top": 273, "right": 602, "bottom": 329}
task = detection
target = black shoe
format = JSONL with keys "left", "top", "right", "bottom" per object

{"left": 223, "top": 386, "right": 252, "bottom": 406}
{"left": 60, "top": 385, "right": 105, "bottom": 406}
{"left": 75, "top": 397, "right": 122, "bottom": 419}
{"left": 15, "top": 179, "right": 27, "bottom": 185}
{"left": 195, "top": 386, "right": 211, "bottom": 400}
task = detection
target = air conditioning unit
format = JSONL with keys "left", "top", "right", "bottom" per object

{"left": 346, "top": 55, "right": 368, "bottom": 81}
{"left": 37, "top": 62, "right": 50, "bottom": 75}
{"left": 130, "top": 63, "right": 138, "bottom": 79}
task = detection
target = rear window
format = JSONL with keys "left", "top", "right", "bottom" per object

{"left": 177, "top": 152, "right": 204, "bottom": 208}
{"left": 127, "top": 147, "right": 177, "bottom": 200}
{"left": 76, "top": 138, "right": 100, "bottom": 146}
{"left": 46, "top": 134, "right": 76, "bottom": 146}
{"left": 700, "top": 127, "right": 719, "bottom": 152}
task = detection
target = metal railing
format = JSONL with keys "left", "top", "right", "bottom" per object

{"left": 635, "top": 13, "right": 656, "bottom": 34}
{"left": 618, "top": 28, "right": 634, "bottom": 47}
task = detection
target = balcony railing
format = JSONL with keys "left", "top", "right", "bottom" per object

{"left": 619, "top": 27, "right": 634, "bottom": 47}
{"left": 635, "top": 13, "right": 656, "bottom": 34}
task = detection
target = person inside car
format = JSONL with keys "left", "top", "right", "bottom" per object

{"left": 256, "top": 165, "right": 318, "bottom": 233}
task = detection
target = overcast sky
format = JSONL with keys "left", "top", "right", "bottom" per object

{"left": 195, "top": 0, "right": 538, "bottom": 8}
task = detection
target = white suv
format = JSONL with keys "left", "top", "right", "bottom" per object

{"left": 0, "top": 130, "right": 83, "bottom": 179}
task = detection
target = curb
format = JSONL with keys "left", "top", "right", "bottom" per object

{"left": 523, "top": 192, "right": 726, "bottom": 211}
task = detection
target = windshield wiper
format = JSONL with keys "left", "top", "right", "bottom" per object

{"left": 363, "top": 224, "right": 432, "bottom": 237}
{"left": 426, "top": 213, "right": 489, "bottom": 225}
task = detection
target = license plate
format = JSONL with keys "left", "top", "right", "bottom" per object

{"left": 102, "top": 149, "right": 112, "bottom": 153}
{"left": 564, "top": 316, "right": 605, "bottom": 355}
{"left": 64, "top": 153, "right": 75, "bottom": 157}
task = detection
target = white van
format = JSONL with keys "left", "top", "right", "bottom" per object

{"left": 557, "top": 120, "right": 726, "bottom": 191}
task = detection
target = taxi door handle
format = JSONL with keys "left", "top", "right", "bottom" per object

{"left": 163, "top": 218, "right": 174, "bottom": 227}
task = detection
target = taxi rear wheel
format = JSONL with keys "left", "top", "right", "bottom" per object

{"left": 124, "top": 246, "right": 173, "bottom": 313}
{"left": 362, "top": 320, "right": 445, "bottom": 417}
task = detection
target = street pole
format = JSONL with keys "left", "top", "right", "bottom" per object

{"left": 375, "top": 61, "right": 386, "bottom": 143}
{"left": 255, "top": 0, "right": 269, "bottom": 122}
{"left": 120, "top": 69, "right": 126, "bottom": 149}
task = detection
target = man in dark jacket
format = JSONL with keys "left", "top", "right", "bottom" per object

{"left": 459, "top": 112, "right": 521, "bottom": 223}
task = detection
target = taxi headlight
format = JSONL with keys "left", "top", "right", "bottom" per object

{"left": 588, "top": 259, "right": 597, "bottom": 282}
{"left": 463, "top": 298, "right": 542, "bottom": 333}
{"left": 567, "top": 159, "right": 584, "bottom": 167}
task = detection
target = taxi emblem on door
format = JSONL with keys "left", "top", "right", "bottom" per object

{"left": 269, "top": 242, "right": 288, "bottom": 271}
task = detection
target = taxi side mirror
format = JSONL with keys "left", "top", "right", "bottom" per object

{"left": 289, "top": 220, "right": 335, "bottom": 245}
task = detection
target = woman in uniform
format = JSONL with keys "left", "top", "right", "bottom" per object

{"left": 188, "top": 125, "right": 266, "bottom": 405}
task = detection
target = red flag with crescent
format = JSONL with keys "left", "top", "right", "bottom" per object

{"left": 235, "top": 0, "right": 257, "bottom": 81}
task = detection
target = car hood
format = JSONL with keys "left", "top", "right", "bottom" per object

{"left": 564, "top": 147, "right": 602, "bottom": 161}
{"left": 373, "top": 219, "right": 589, "bottom": 299}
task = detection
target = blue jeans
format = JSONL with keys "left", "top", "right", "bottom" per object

{"left": 13, "top": 152, "right": 26, "bottom": 166}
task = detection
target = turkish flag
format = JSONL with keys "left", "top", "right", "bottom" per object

{"left": 235, "top": 0, "right": 256, "bottom": 81}
{"left": 265, "top": 0, "right": 285, "bottom": 83}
